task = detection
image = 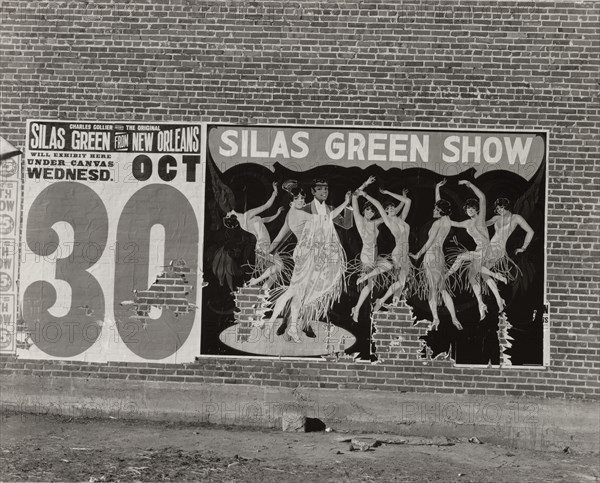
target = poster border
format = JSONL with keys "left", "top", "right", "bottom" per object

{"left": 199, "top": 122, "right": 550, "bottom": 368}
{"left": 18, "top": 119, "right": 204, "bottom": 363}
{"left": 15, "top": 120, "right": 550, "bottom": 367}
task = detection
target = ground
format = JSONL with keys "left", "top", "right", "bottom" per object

{"left": 1, "top": 413, "right": 598, "bottom": 482}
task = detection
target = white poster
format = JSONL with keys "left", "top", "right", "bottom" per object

{"left": 0, "top": 136, "right": 21, "bottom": 354}
{"left": 19, "top": 121, "right": 204, "bottom": 362}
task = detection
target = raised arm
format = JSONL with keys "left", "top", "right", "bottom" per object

{"left": 359, "top": 191, "right": 387, "bottom": 222}
{"left": 356, "top": 175, "right": 376, "bottom": 192}
{"left": 330, "top": 191, "right": 352, "bottom": 220}
{"left": 351, "top": 192, "right": 363, "bottom": 224}
{"left": 245, "top": 182, "right": 278, "bottom": 218}
{"left": 381, "top": 188, "right": 411, "bottom": 220}
{"left": 352, "top": 176, "right": 375, "bottom": 225}
{"left": 459, "top": 180, "right": 486, "bottom": 222}
{"left": 514, "top": 215, "right": 534, "bottom": 254}
{"left": 261, "top": 207, "right": 284, "bottom": 224}
{"left": 435, "top": 178, "right": 446, "bottom": 202}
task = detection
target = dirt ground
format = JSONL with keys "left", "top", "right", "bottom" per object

{"left": 0, "top": 413, "right": 598, "bottom": 482}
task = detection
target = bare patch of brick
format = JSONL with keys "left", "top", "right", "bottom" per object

{"left": 232, "top": 286, "right": 269, "bottom": 342}
{"left": 371, "top": 299, "right": 449, "bottom": 363}
{"left": 121, "top": 259, "right": 196, "bottom": 327}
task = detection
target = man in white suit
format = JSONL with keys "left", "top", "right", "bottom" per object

{"left": 301, "top": 179, "right": 353, "bottom": 229}
{"left": 274, "top": 178, "right": 353, "bottom": 338}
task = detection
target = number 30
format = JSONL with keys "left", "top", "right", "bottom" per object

{"left": 23, "top": 182, "right": 199, "bottom": 359}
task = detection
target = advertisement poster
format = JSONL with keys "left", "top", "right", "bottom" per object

{"left": 19, "top": 120, "right": 203, "bottom": 362}
{"left": 0, "top": 137, "right": 21, "bottom": 354}
{"left": 201, "top": 125, "right": 547, "bottom": 365}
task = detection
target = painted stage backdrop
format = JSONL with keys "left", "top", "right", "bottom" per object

{"left": 18, "top": 120, "right": 203, "bottom": 362}
{"left": 201, "top": 125, "right": 547, "bottom": 365}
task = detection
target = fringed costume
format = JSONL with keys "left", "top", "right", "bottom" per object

{"left": 414, "top": 243, "right": 453, "bottom": 304}
{"left": 484, "top": 214, "right": 523, "bottom": 281}
{"left": 273, "top": 210, "right": 347, "bottom": 330}
{"left": 345, "top": 218, "right": 389, "bottom": 291}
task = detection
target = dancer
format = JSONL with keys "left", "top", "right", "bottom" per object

{"left": 410, "top": 179, "right": 462, "bottom": 331}
{"left": 223, "top": 182, "right": 286, "bottom": 290}
{"left": 355, "top": 188, "right": 413, "bottom": 315}
{"left": 485, "top": 197, "right": 534, "bottom": 277}
{"left": 347, "top": 176, "right": 387, "bottom": 322}
{"left": 445, "top": 180, "right": 507, "bottom": 317}
{"left": 262, "top": 182, "right": 351, "bottom": 342}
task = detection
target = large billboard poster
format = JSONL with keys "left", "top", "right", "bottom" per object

{"left": 201, "top": 125, "right": 547, "bottom": 366}
{"left": 18, "top": 121, "right": 547, "bottom": 366}
{"left": 20, "top": 120, "right": 203, "bottom": 362}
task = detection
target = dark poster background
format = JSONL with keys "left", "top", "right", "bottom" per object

{"left": 200, "top": 127, "right": 546, "bottom": 366}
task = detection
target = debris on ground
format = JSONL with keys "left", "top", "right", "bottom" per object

{"left": 350, "top": 438, "right": 377, "bottom": 451}
{"left": 282, "top": 414, "right": 306, "bottom": 432}
{"left": 1, "top": 414, "right": 597, "bottom": 483}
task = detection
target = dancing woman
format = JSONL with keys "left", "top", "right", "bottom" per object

{"left": 263, "top": 183, "right": 351, "bottom": 342}
{"left": 355, "top": 188, "right": 413, "bottom": 315}
{"left": 485, "top": 197, "right": 534, "bottom": 276}
{"left": 223, "top": 182, "right": 286, "bottom": 290}
{"left": 347, "top": 176, "right": 387, "bottom": 322}
{"left": 410, "top": 180, "right": 462, "bottom": 330}
{"left": 445, "top": 180, "right": 507, "bottom": 317}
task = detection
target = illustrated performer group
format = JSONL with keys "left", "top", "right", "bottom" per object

{"left": 223, "top": 176, "right": 534, "bottom": 342}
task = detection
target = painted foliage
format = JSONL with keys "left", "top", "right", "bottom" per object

{"left": 200, "top": 125, "right": 547, "bottom": 365}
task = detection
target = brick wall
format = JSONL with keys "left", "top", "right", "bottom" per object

{"left": 1, "top": 1, "right": 598, "bottom": 399}
{"left": 126, "top": 259, "right": 196, "bottom": 324}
